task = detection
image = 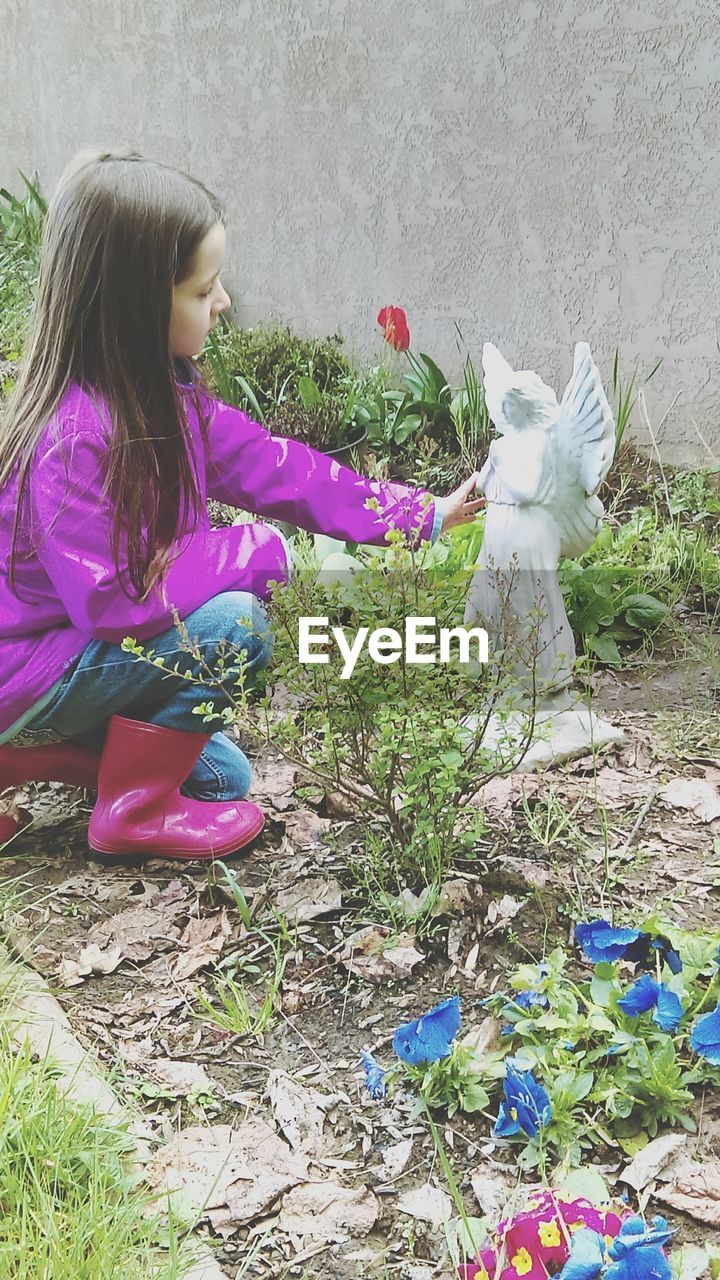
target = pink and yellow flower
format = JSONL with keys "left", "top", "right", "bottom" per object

{"left": 458, "top": 1193, "right": 623, "bottom": 1280}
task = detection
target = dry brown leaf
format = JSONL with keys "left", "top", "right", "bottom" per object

{"left": 283, "top": 808, "right": 332, "bottom": 848}
{"left": 493, "top": 855, "right": 553, "bottom": 891}
{"left": 471, "top": 773, "right": 541, "bottom": 813}
{"left": 486, "top": 894, "right": 523, "bottom": 928}
{"left": 658, "top": 776, "right": 720, "bottom": 823}
{"left": 381, "top": 1138, "right": 414, "bottom": 1180}
{"left": 0, "top": 794, "right": 31, "bottom": 827}
{"left": 87, "top": 879, "right": 190, "bottom": 962}
{"left": 323, "top": 790, "right": 359, "bottom": 819}
{"left": 278, "top": 1180, "right": 379, "bottom": 1242}
{"left": 470, "top": 1166, "right": 511, "bottom": 1218}
{"left": 275, "top": 876, "right": 343, "bottom": 923}
{"left": 79, "top": 942, "right": 124, "bottom": 975}
{"left": 57, "top": 957, "right": 88, "bottom": 988}
{"left": 655, "top": 1158, "right": 720, "bottom": 1226}
{"left": 57, "top": 942, "right": 123, "bottom": 986}
{"left": 397, "top": 1182, "right": 452, "bottom": 1227}
{"left": 619, "top": 1133, "right": 688, "bottom": 1192}
{"left": 250, "top": 757, "right": 299, "bottom": 810}
{"left": 435, "top": 878, "right": 484, "bottom": 916}
{"left": 169, "top": 909, "right": 232, "bottom": 981}
{"left": 180, "top": 1245, "right": 230, "bottom": 1280}
{"left": 145, "top": 1120, "right": 308, "bottom": 1234}
{"left": 144, "top": 1058, "right": 215, "bottom": 1098}
{"left": 588, "top": 767, "right": 653, "bottom": 809}
{"left": 54, "top": 872, "right": 130, "bottom": 903}
{"left": 460, "top": 1017, "right": 502, "bottom": 1057}
{"left": 339, "top": 926, "right": 423, "bottom": 982}
{"left": 447, "top": 921, "right": 467, "bottom": 965}
{"left": 267, "top": 1070, "right": 334, "bottom": 1156}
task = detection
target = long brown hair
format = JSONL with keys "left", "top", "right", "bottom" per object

{"left": 0, "top": 149, "right": 226, "bottom": 599}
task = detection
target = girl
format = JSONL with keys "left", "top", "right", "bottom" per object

{"left": 0, "top": 149, "right": 483, "bottom": 863}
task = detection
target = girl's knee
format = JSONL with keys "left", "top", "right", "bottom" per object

{"left": 223, "top": 591, "right": 274, "bottom": 669}
{"left": 190, "top": 591, "right": 274, "bottom": 669}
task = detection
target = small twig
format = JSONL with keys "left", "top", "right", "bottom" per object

{"left": 638, "top": 387, "right": 679, "bottom": 514}
{"left": 338, "top": 947, "right": 354, "bottom": 1029}
{"left": 689, "top": 417, "right": 719, "bottom": 465}
{"left": 616, "top": 787, "right": 659, "bottom": 862}
{"left": 276, "top": 1007, "right": 332, "bottom": 1077}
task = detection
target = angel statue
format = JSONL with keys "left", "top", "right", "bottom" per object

{"left": 463, "top": 342, "right": 625, "bottom": 768}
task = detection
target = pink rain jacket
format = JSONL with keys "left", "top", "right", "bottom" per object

{"left": 0, "top": 373, "right": 440, "bottom": 740}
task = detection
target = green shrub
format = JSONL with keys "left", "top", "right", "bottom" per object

{"left": 122, "top": 521, "right": 538, "bottom": 928}
{"left": 197, "top": 317, "right": 351, "bottom": 418}
{"left": 0, "top": 170, "right": 46, "bottom": 371}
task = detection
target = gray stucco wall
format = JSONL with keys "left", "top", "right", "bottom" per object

{"left": 3, "top": 1, "right": 719, "bottom": 464}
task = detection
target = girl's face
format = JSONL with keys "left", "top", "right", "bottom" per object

{"left": 169, "top": 221, "right": 231, "bottom": 358}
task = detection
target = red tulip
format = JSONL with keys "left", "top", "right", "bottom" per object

{"left": 377, "top": 305, "right": 410, "bottom": 352}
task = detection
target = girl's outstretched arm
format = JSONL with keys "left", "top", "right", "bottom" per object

{"left": 201, "top": 398, "right": 444, "bottom": 548}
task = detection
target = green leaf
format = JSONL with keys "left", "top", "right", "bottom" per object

{"left": 586, "top": 633, "right": 622, "bottom": 665}
{"left": 622, "top": 593, "right": 670, "bottom": 629}
{"left": 418, "top": 352, "right": 451, "bottom": 398}
{"left": 590, "top": 973, "right": 615, "bottom": 1008}
{"left": 558, "top": 1167, "right": 610, "bottom": 1207}
{"left": 461, "top": 1083, "right": 490, "bottom": 1113}
{"left": 616, "top": 1131, "right": 649, "bottom": 1156}
{"left": 297, "top": 375, "right": 324, "bottom": 410}
{"left": 394, "top": 414, "right": 422, "bottom": 444}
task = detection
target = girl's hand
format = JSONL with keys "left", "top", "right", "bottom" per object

{"left": 434, "top": 472, "right": 485, "bottom": 535}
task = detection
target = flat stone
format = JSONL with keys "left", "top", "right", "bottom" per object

{"left": 462, "top": 692, "right": 625, "bottom": 773}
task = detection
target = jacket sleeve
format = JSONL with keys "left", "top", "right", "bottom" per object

{"left": 201, "top": 394, "right": 444, "bottom": 547}
{"left": 29, "top": 428, "right": 290, "bottom": 644}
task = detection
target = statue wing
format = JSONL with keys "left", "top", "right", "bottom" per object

{"left": 482, "top": 342, "right": 517, "bottom": 432}
{"left": 554, "top": 342, "right": 616, "bottom": 496}
{"left": 547, "top": 344, "right": 616, "bottom": 557}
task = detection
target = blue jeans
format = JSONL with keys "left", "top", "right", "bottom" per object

{"left": 25, "top": 592, "right": 274, "bottom": 801}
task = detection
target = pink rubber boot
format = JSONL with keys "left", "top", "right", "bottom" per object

{"left": 87, "top": 714, "right": 264, "bottom": 862}
{"left": 0, "top": 740, "right": 100, "bottom": 844}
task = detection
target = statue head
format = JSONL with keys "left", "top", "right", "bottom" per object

{"left": 482, "top": 344, "right": 560, "bottom": 436}
{"left": 496, "top": 374, "right": 559, "bottom": 434}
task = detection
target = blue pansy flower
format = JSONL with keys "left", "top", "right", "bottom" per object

{"left": 716, "top": 943, "right": 720, "bottom": 970}
{"left": 575, "top": 920, "right": 647, "bottom": 963}
{"left": 689, "top": 1001, "right": 720, "bottom": 1066}
{"left": 654, "top": 985, "right": 684, "bottom": 1032}
{"left": 392, "top": 995, "right": 461, "bottom": 1066}
{"left": 604, "top": 1215, "right": 674, "bottom": 1280}
{"left": 617, "top": 974, "right": 683, "bottom": 1033}
{"left": 575, "top": 921, "right": 683, "bottom": 974}
{"left": 618, "top": 973, "right": 659, "bottom": 1015}
{"left": 360, "top": 1048, "right": 388, "bottom": 1100}
{"left": 556, "top": 1227, "right": 605, "bottom": 1280}
{"left": 625, "top": 934, "right": 683, "bottom": 974}
{"left": 648, "top": 936, "right": 683, "bottom": 975}
{"left": 493, "top": 1057, "right": 552, "bottom": 1138}
{"left": 507, "top": 989, "right": 550, "bottom": 1012}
